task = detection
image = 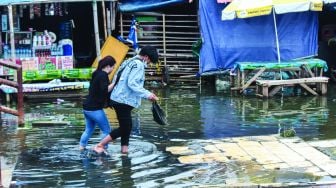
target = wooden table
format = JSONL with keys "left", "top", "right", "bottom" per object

{"left": 231, "top": 58, "right": 329, "bottom": 96}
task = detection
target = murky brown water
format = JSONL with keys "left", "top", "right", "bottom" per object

{"left": 1, "top": 84, "right": 336, "bottom": 187}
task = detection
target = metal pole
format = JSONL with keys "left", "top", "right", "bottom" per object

{"left": 92, "top": 0, "right": 101, "bottom": 60}
{"left": 273, "top": 9, "right": 281, "bottom": 64}
{"left": 272, "top": 9, "right": 282, "bottom": 82}
{"left": 111, "top": 1, "right": 116, "bottom": 31}
{"left": 107, "top": 10, "right": 111, "bottom": 36}
{"left": 8, "top": 5, "right": 16, "bottom": 61}
{"left": 120, "top": 13, "right": 123, "bottom": 37}
{"left": 162, "top": 14, "right": 167, "bottom": 67}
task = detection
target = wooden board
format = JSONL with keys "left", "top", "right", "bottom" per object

{"left": 256, "top": 77, "right": 329, "bottom": 87}
{"left": 92, "top": 36, "right": 129, "bottom": 80}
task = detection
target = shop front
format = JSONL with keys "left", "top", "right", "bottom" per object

{"left": 0, "top": 0, "right": 117, "bottom": 85}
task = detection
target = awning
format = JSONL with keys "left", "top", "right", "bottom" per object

{"left": 119, "top": 0, "right": 187, "bottom": 12}
{"left": 217, "top": 0, "right": 232, "bottom": 3}
{"left": 0, "top": 0, "right": 114, "bottom": 6}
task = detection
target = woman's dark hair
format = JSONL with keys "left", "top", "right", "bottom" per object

{"left": 92, "top": 56, "right": 116, "bottom": 78}
{"left": 139, "top": 45, "right": 158, "bottom": 63}
{"left": 97, "top": 56, "right": 116, "bottom": 70}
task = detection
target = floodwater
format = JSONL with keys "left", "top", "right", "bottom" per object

{"left": 1, "top": 83, "right": 336, "bottom": 187}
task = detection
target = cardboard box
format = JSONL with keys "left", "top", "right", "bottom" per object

{"left": 61, "top": 56, "right": 73, "bottom": 69}
{"left": 38, "top": 56, "right": 57, "bottom": 70}
{"left": 21, "top": 57, "right": 38, "bottom": 71}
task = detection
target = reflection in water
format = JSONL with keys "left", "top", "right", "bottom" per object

{"left": 200, "top": 95, "right": 330, "bottom": 139}
{"left": 1, "top": 85, "right": 336, "bottom": 186}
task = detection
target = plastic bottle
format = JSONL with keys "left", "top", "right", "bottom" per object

{"left": 44, "top": 30, "right": 51, "bottom": 46}
{"left": 8, "top": 49, "right": 11, "bottom": 58}
{"left": 49, "top": 4, "right": 55, "bottom": 16}
{"left": 33, "top": 35, "right": 37, "bottom": 47}
{"left": 37, "top": 35, "right": 42, "bottom": 47}
{"left": 42, "top": 35, "right": 46, "bottom": 46}
{"left": 3, "top": 44, "right": 9, "bottom": 59}
{"left": 57, "top": 45, "right": 63, "bottom": 56}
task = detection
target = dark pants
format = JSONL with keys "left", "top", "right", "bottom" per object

{"left": 109, "top": 100, "right": 134, "bottom": 146}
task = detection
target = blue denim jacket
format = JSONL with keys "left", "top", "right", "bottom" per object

{"left": 110, "top": 56, "right": 152, "bottom": 108}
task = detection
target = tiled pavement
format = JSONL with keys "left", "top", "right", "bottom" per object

{"left": 166, "top": 135, "right": 336, "bottom": 187}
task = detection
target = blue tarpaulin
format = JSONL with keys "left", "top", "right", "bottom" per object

{"left": 199, "top": 0, "right": 319, "bottom": 75}
{"left": 119, "top": 0, "right": 186, "bottom": 12}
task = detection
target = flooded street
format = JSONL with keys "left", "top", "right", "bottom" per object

{"left": 2, "top": 84, "right": 336, "bottom": 187}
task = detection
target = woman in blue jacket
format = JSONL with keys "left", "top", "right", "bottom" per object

{"left": 79, "top": 56, "right": 116, "bottom": 151}
{"left": 94, "top": 46, "right": 159, "bottom": 154}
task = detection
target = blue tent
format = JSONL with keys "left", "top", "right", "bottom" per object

{"left": 199, "top": 0, "right": 319, "bottom": 75}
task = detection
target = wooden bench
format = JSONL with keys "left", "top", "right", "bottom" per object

{"left": 256, "top": 77, "right": 329, "bottom": 97}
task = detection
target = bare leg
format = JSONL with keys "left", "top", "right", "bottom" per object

{"left": 79, "top": 146, "right": 86, "bottom": 151}
{"left": 94, "top": 135, "right": 113, "bottom": 153}
{"left": 121, "top": 145, "right": 128, "bottom": 154}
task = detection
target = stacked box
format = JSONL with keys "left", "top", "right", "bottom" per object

{"left": 63, "top": 68, "right": 92, "bottom": 79}
{"left": 61, "top": 56, "right": 73, "bottom": 69}
{"left": 23, "top": 69, "right": 62, "bottom": 82}
{"left": 21, "top": 59, "right": 30, "bottom": 71}
{"left": 21, "top": 57, "right": 38, "bottom": 71}
{"left": 56, "top": 56, "right": 62, "bottom": 69}
{"left": 38, "top": 56, "right": 57, "bottom": 70}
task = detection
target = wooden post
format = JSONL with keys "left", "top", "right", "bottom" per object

{"left": 17, "top": 66, "right": 24, "bottom": 125}
{"left": 262, "top": 85, "right": 269, "bottom": 97}
{"left": 0, "top": 60, "right": 24, "bottom": 126}
{"left": 321, "top": 82, "right": 327, "bottom": 95}
{"left": 92, "top": 0, "right": 101, "bottom": 60}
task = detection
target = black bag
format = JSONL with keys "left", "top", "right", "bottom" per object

{"left": 152, "top": 101, "right": 167, "bottom": 125}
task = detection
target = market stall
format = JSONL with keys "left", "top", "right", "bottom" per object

{"left": 0, "top": 0, "right": 119, "bottom": 86}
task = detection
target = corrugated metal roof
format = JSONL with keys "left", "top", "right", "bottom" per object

{"left": 0, "top": 0, "right": 115, "bottom": 6}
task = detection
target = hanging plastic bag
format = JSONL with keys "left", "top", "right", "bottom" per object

{"left": 151, "top": 101, "right": 167, "bottom": 125}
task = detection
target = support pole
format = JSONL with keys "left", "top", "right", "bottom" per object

{"left": 8, "top": 5, "right": 16, "bottom": 61}
{"left": 107, "top": 9, "right": 111, "bottom": 36}
{"left": 162, "top": 14, "right": 167, "bottom": 67}
{"left": 92, "top": 0, "right": 101, "bottom": 60}
{"left": 272, "top": 9, "right": 281, "bottom": 64}
{"left": 111, "top": 1, "right": 116, "bottom": 31}
{"left": 101, "top": 0, "right": 107, "bottom": 39}
{"left": 272, "top": 9, "right": 283, "bottom": 83}
{"left": 120, "top": 13, "right": 123, "bottom": 37}
{"left": 17, "top": 66, "right": 24, "bottom": 126}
